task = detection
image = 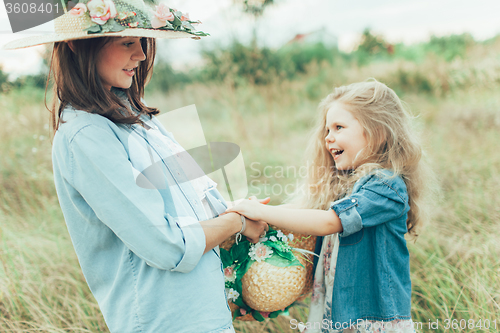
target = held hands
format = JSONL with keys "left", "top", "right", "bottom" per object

{"left": 226, "top": 196, "right": 269, "bottom": 222}
{"left": 227, "top": 196, "right": 270, "bottom": 243}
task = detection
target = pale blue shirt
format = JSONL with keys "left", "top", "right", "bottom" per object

{"left": 51, "top": 89, "right": 233, "bottom": 333}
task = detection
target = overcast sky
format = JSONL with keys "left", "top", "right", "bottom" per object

{"left": 1, "top": 0, "right": 500, "bottom": 78}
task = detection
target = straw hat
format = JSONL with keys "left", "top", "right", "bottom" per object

{"left": 220, "top": 226, "right": 317, "bottom": 321}
{"left": 3, "top": 0, "right": 206, "bottom": 50}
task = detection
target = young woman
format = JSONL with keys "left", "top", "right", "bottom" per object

{"left": 4, "top": 1, "right": 267, "bottom": 332}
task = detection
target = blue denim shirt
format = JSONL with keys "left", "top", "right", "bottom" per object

{"left": 327, "top": 170, "right": 411, "bottom": 325}
{"left": 51, "top": 92, "right": 233, "bottom": 332}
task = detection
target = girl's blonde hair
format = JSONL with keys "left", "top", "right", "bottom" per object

{"left": 297, "top": 79, "right": 430, "bottom": 237}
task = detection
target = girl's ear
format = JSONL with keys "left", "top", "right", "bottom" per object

{"left": 66, "top": 40, "right": 76, "bottom": 53}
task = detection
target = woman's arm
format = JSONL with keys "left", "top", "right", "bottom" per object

{"left": 59, "top": 120, "right": 266, "bottom": 273}
{"left": 200, "top": 213, "right": 267, "bottom": 254}
{"left": 226, "top": 200, "right": 342, "bottom": 236}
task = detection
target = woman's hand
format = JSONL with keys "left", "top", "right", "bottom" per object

{"left": 241, "top": 217, "right": 269, "bottom": 243}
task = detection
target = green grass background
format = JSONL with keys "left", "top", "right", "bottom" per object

{"left": 1, "top": 35, "right": 500, "bottom": 332}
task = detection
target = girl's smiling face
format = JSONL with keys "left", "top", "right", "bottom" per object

{"left": 325, "top": 102, "right": 368, "bottom": 170}
{"left": 95, "top": 37, "right": 146, "bottom": 90}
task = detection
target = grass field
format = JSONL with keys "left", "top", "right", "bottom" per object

{"left": 1, "top": 43, "right": 500, "bottom": 332}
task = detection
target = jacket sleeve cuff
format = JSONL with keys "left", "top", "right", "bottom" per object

{"left": 331, "top": 197, "right": 362, "bottom": 238}
{"left": 167, "top": 214, "right": 206, "bottom": 273}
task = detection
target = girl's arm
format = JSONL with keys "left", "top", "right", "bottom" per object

{"left": 226, "top": 200, "right": 343, "bottom": 236}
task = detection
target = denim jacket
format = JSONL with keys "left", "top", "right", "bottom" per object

{"left": 327, "top": 170, "right": 412, "bottom": 325}
{"left": 51, "top": 90, "right": 233, "bottom": 333}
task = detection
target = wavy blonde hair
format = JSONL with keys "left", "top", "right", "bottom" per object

{"left": 295, "top": 79, "right": 430, "bottom": 237}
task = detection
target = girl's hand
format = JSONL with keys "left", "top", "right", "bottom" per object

{"left": 248, "top": 196, "right": 271, "bottom": 204}
{"left": 225, "top": 196, "right": 270, "bottom": 208}
{"left": 225, "top": 197, "right": 269, "bottom": 222}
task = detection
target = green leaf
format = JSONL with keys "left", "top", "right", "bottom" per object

{"left": 171, "top": 14, "right": 182, "bottom": 28}
{"left": 233, "top": 258, "right": 252, "bottom": 295}
{"left": 265, "top": 240, "right": 289, "bottom": 253}
{"left": 252, "top": 310, "right": 266, "bottom": 322}
{"left": 109, "top": 20, "right": 126, "bottom": 32}
{"left": 231, "top": 241, "right": 249, "bottom": 264}
{"left": 162, "top": 21, "right": 174, "bottom": 29}
{"left": 239, "top": 257, "right": 252, "bottom": 277}
{"left": 181, "top": 21, "right": 195, "bottom": 30}
{"left": 190, "top": 31, "right": 210, "bottom": 37}
{"left": 275, "top": 250, "right": 296, "bottom": 262}
{"left": 220, "top": 248, "right": 232, "bottom": 266}
{"left": 265, "top": 255, "right": 302, "bottom": 268}
{"left": 84, "top": 24, "right": 102, "bottom": 34}
{"left": 269, "top": 311, "right": 280, "bottom": 318}
{"left": 233, "top": 295, "right": 246, "bottom": 308}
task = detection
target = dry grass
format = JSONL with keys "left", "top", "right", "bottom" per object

{"left": 1, "top": 46, "right": 500, "bottom": 332}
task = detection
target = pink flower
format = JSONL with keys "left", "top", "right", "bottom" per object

{"left": 223, "top": 264, "right": 236, "bottom": 282}
{"left": 151, "top": 3, "right": 174, "bottom": 29}
{"left": 260, "top": 311, "right": 270, "bottom": 318}
{"left": 249, "top": 243, "right": 273, "bottom": 262}
{"left": 224, "top": 266, "right": 233, "bottom": 277}
{"left": 239, "top": 308, "right": 246, "bottom": 316}
{"left": 180, "top": 12, "right": 190, "bottom": 21}
{"left": 69, "top": 3, "right": 87, "bottom": 16}
{"left": 87, "top": 0, "right": 117, "bottom": 25}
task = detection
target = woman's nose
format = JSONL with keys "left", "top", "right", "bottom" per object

{"left": 132, "top": 44, "right": 146, "bottom": 61}
{"left": 325, "top": 132, "right": 335, "bottom": 143}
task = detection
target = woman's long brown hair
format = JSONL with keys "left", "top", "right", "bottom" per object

{"left": 46, "top": 37, "right": 159, "bottom": 135}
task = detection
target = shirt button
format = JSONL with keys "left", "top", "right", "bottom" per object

{"left": 351, "top": 199, "right": 356, "bottom": 203}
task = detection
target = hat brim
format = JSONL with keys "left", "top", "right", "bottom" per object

{"left": 3, "top": 28, "right": 200, "bottom": 50}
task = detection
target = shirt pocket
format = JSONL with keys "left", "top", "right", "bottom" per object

{"left": 339, "top": 229, "right": 364, "bottom": 246}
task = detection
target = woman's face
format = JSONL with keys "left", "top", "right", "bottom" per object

{"left": 95, "top": 37, "right": 146, "bottom": 90}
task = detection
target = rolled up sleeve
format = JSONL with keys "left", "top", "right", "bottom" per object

{"left": 331, "top": 177, "right": 407, "bottom": 238}
{"left": 68, "top": 123, "right": 206, "bottom": 272}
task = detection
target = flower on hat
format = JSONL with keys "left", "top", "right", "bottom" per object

{"left": 276, "top": 230, "right": 288, "bottom": 242}
{"left": 69, "top": 3, "right": 87, "bottom": 17}
{"left": 226, "top": 288, "right": 240, "bottom": 302}
{"left": 151, "top": 3, "right": 175, "bottom": 29}
{"left": 249, "top": 243, "right": 273, "bottom": 262}
{"left": 224, "top": 264, "right": 236, "bottom": 283}
{"left": 87, "top": 0, "right": 117, "bottom": 25}
{"left": 180, "top": 12, "right": 190, "bottom": 21}
{"left": 260, "top": 311, "right": 270, "bottom": 318}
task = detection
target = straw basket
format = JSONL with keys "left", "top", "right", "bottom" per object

{"left": 220, "top": 226, "right": 316, "bottom": 321}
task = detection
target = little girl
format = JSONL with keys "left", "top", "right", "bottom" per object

{"left": 226, "top": 80, "right": 429, "bottom": 333}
